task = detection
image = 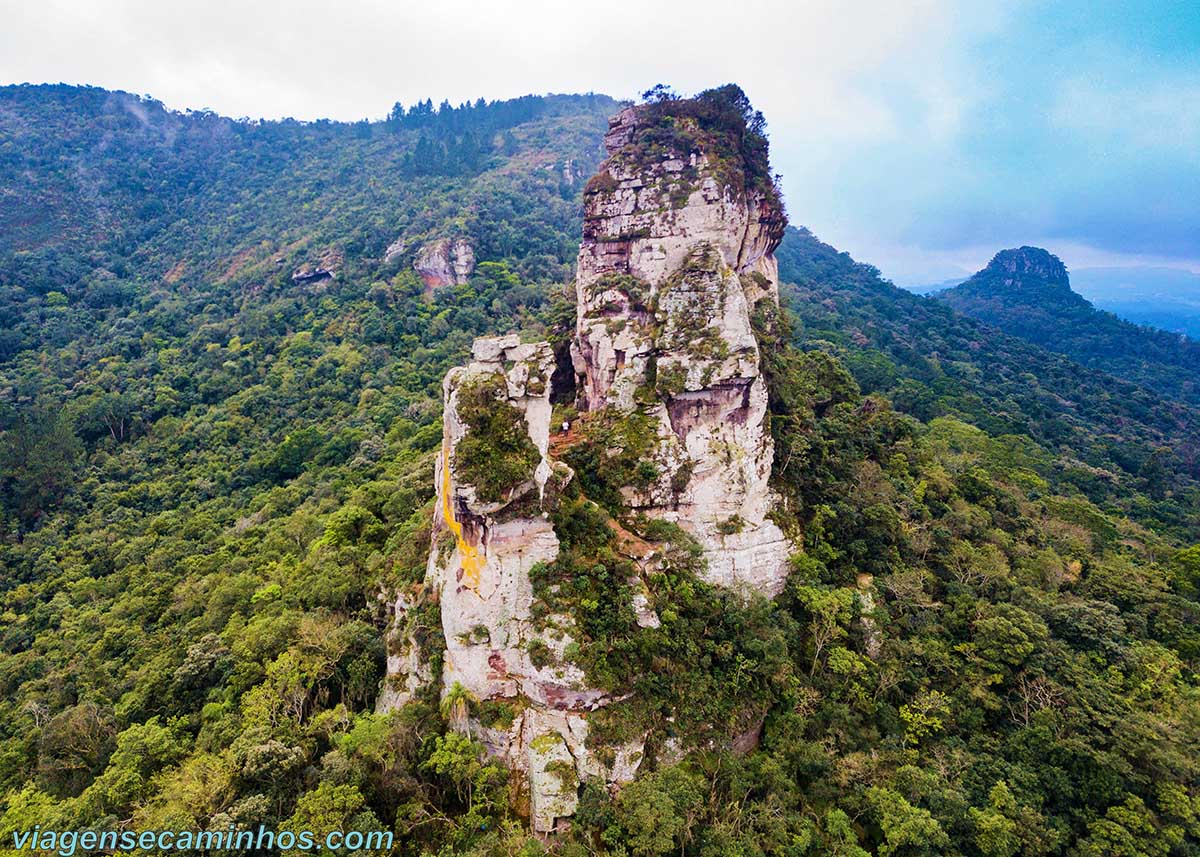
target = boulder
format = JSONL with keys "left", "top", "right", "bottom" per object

{"left": 412, "top": 237, "right": 476, "bottom": 288}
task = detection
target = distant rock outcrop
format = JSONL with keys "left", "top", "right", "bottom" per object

{"left": 290, "top": 247, "right": 343, "bottom": 285}
{"left": 409, "top": 237, "right": 476, "bottom": 288}
{"left": 977, "top": 246, "right": 1070, "bottom": 288}
{"left": 938, "top": 245, "right": 1200, "bottom": 407}
{"left": 947, "top": 247, "right": 1082, "bottom": 308}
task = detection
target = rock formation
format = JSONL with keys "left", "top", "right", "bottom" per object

{"left": 570, "top": 104, "right": 791, "bottom": 595}
{"left": 410, "top": 237, "right": 476, "bottom": 289}
{"left": 972, "top": 246, "right": 1070, "bottom": 291}
{"left": 382, "top": 333, "right": 642, "bottom": 832}
{"left": 381, "top": 91, "right": 796, "bottom": 832}
{"left": 291, "top": 247, "right": 343, "bottom": 284}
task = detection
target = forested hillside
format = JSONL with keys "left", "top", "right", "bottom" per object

{"left": 936, "top": 247, "right": 1200, "bottom": 407}
{"left": 0, "top": 83, "right": 617, "bottom": 527}
{"left": 776, "top": 227, "right": 1200, "bottom": 539}
{"left": 0, "top": 83, "right": 620, "bottom": 847}
{"left": 0, "top": 87, "right": 1198, "bottom": 856}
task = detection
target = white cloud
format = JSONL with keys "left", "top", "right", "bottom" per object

{"left": 0, "top": 0, "right": 1004, "bottom": 259}
{"left": 2, "top": 0, "right": 1194, "bottom": 275}
{"left": 1051, "top": 74, "right": 1200, "bottom": 155}
{"left": 1, "top": 0, "right": 982, "bottom": 125}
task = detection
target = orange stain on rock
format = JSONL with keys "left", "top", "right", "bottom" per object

{"left": 442, "top": 445, "right": 483, "bottom": 593}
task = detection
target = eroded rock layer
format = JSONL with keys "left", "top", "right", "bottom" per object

{"left": 382, "top": 334, "right": 641, "bottom": 832}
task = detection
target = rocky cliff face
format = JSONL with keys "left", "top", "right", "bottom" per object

{"left": 381, "top": 94, "right": 795, "bottom": 832}
{"left": 381, "top": 333, "right": 642, "bottom": 832}
{"left": 944, "top": 246, "right": 1083, "bottom": 309}
{"left": 290, "top": 247, "right": 343, "bottom": 285}
{"left": 406, "top": 237, "right": 476, "bottom": 288}
{"left": 571, "top": 104, "right": 791, "bottom": 595}
{"left": 977, "top": 246, "right": 1070, "bottom": 290}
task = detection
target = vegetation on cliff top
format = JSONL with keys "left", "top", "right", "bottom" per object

{"left": 639, "top": 84, "right": 778, "bottom": 200}
{"left": 452, "top": 375, "right": 541, "bottom": 503}
{"left": 598, "top": 84, "right": 783, "bottom": 214}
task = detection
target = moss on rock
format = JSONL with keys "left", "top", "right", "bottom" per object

{"left": 452, "top": 374, "right": 541, "bottom": 503}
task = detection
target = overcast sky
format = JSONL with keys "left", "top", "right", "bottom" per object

{"left": 3, "top": 0, "right": 1197, "bottom": 283}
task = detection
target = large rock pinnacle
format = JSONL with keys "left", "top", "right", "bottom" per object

{"left": 570, "top": 100, "right": 792, "bottom": 595}
{"left": 380, "top": 333, "right": 640, "bottom": 833}
{"left": 381, "top": 90, "right": 796, "bottom": 832}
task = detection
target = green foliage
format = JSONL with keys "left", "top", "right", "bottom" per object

{"left": 1, "top": 84, "right": 1199, "bottom": 857}
{"left": 967, "top": 780, "right": 1057, "bottom": 857}
{"left": 613, "top": 766, "right": 704, "bottom": 856}
{"left": 452, "top": 375, "right": 541, "bottom": 502}
{"left": 866, "top": 786, "right": 950, "bottom": 856}
{"left": 638, "top": 84, "right": 778, "bottom": 201}
{"left": 0, "top": 84, "right": 617, "bottom": 855}
{"left": 558, "top": 408, "right": 658, "bottom": 516}
{"left": 533, "top": 500, "right": 798, "bottom": 754}
{"left": 283, "top": 782, "right": 382, "bottom": 857}
{"left": 776, "top": 225, "right": 1200, "bottom": 540}
{"left": 421, "top": 731, "right": 507, "bottom": 818}
{"left": 0, "top": 405, "right": 81, "bottom": 525}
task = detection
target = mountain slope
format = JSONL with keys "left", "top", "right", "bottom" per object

{"left": 0, "top": 85, "right": 637, "bottom": 852}
{"left": 776, "top": 227, "right": 1200, "bottom": 537}
{"left": 0, "top": 87, "right": 1197, "bottom": 856}
{"left": 0, "top": 84, "right": 619, "bottom": 367}
{"left": 937, "top": 247, "right": 1200, "bottom": 406}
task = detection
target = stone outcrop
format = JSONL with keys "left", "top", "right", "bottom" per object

{"left": 433, "top": 335, "right": 585, "bottom": 710}
{"left": 410, "top": 237, "right": 476, "bottom": 288}
{"left": 940, "top": 245, "right": 1087, "bottom": 313}
{"left": 856, "top": 573, "right": 882, "bottom": 660}
{"left": 976, "top": 246, "right": 1069, "bottom": 290}
{"left": 381, "top": 94, "right": 795, "bottom": 832}
{"left": 291, "top": 247, "right": 343, "bottom": 284}
{"left": 570, "top": 105, "right": 791, "bottom": 596}
{"left": 561, "top": 158, "right": 578, "bottom": 187}
{"left": 291, "top": 267, "right": 334, "bottom": 285}
{"left": 382, "top": 333, "right": 642, "bottom": 833}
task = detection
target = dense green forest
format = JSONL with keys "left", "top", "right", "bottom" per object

{"left": 933, "top": 247, "right": 1200, "bottom": 408}
{"left": 0, "top": 85, "right": 1198, "bottom": 856}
